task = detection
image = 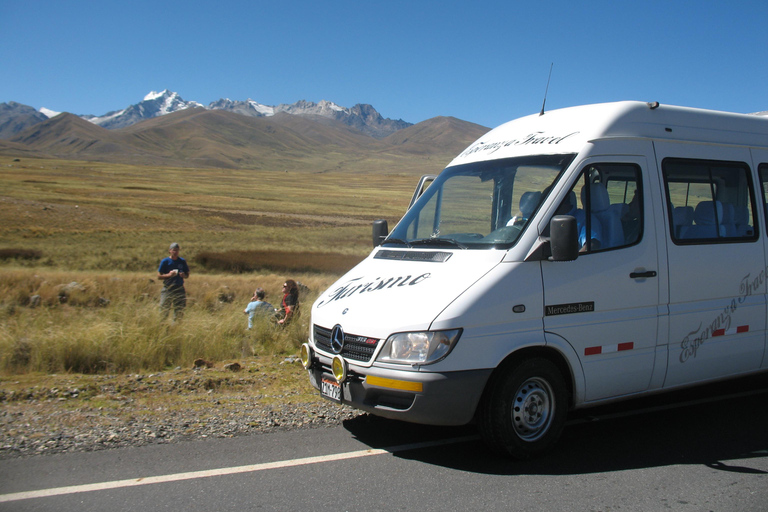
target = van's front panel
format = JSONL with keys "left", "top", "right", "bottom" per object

{"left": 307, "top": 152, "right": 576, "bottom": 425}
{"left": 305, "top": 353, "right": 492, "bottom": 425}
{"left": 311, "top": 250, "right": 506, "bottom": 345}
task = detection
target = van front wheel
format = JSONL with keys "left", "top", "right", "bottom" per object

{"left": 479, "top": 357, "right": 568, "bottom": 459}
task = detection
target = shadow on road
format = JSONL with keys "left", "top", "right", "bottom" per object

{"left": 342, "top": 373, "right": 768, "bottom": 475}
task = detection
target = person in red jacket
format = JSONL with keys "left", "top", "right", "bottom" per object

{"left": 277, "top": 279, "right": 299, "bottom": 326}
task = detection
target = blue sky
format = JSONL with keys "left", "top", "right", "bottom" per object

{"left": 2, "top": 0, "right": 766, "bottom": 128}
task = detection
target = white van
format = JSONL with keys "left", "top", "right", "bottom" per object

{"left": 300, "top": 101, "right": 768, "bottom": 459}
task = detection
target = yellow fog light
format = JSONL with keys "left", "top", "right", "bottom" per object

{"left": 300, "top": 343, "right": 312, "bottom": 369}
{"left": 332, "top": 355, "right": 347, "bottom": 383}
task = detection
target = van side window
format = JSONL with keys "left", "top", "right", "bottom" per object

{"left": 663, "top": 158, "right": 757, "bottom": 243}
{"left": 557, "top": 163, "right": 642, "bottom": 253}
{"left": 759, "top": 164, "right": 768, "bottom": 233}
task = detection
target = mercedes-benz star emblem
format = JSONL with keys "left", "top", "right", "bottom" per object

{"left": 330, "top": 324, "right": 345, "bottom": 354}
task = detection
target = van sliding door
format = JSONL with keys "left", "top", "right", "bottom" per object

{"left": 658, "top": 141, "right": 766, "bottom": 387}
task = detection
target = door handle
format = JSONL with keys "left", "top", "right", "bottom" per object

{"left": 630, "top": 270, "right": 657, "bottom": 279}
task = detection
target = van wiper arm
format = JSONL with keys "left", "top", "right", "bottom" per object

{"left": 411, "top": 238, "right": 468, "bottom": 249}
{"left": 381, "top": 238, "right": 412, "bottom": 247}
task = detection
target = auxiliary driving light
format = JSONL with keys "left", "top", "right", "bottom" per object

{"left": 332, "top": 355, "right": 347, "bottom": 383}
{"left": 300, "top": 343, "right": 312, "bottom": 369}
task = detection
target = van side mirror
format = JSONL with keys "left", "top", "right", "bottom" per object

{"left": 549, "top": 215, "right": 578, "bottom": 261}
{"left": 372, "top": 219, "right": 389, "bottom": 247}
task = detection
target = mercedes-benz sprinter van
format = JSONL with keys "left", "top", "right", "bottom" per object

{"left": 301, "top": 101, "right": 768, "bottom": 458}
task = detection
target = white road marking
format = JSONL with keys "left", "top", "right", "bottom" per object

{"left": 0, "top": 436, "right": 479, "bottom": 503}
{"left": 6, "top": 384, "right": 765, "bottom": 503}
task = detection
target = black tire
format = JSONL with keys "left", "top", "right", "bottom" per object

{"left": 479, "top": 357, "right": 568, "bottom": 459}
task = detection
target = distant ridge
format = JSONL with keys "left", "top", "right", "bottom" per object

{"left": 384, "top": 116, "right": 485, "bottom": 155}
{"left": 82, "top": 90, "right": 204, "bottom": 130}
{"left": 3, "top": 106, "right": 489, "bottom": 171}
{"left": 39, "top": 90, "right": 414, "bottom": 139}
{"left": 0, "top": 101, "right": 49, "bottom": 139}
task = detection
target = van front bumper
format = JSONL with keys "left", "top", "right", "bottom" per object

{"left": 306, "top": 356, "right": 492, "bottom": 426}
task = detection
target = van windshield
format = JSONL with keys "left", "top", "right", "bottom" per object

{"left": 386, "top": 154, "right": 575, "bottom": 249}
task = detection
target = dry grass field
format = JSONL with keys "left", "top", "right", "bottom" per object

{"left": 0, "top": 155, "right": 436, "bottom": 375}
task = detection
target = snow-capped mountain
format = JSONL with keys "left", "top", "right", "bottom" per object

{"left": 77, "top": 91, "right": 411, "bottom": 138}
{"left": 40, "top": 107, "right": 61, "bottom": 118}
{"left": 82, "top": 90, "right": 204, "bottom": 129}
{"left": 1, "top": 93, "right": 414, "bottom": 141}
{"left": 207, "top": 98, "right": 275, "bottom": 117}
{"left": 274, "top": 99, "right": 345, "bottom": 116}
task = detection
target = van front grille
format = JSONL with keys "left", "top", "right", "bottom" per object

{"left": 313, "top": 325, "right": 380, "bottom": 363}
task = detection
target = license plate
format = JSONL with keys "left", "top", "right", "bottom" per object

{"left": 321, "top": 375, "right": 342, "bottom": 403}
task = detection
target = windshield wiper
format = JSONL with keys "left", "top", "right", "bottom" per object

{"left": 410, "top": 238, "right": 467, "bottom": 249}
{"left": 381, "top": 238, "right": 412, "bottom": 247}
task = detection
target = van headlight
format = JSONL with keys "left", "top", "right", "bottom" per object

{"left": 377, "top": 329, "right": 462, "bottom": 365}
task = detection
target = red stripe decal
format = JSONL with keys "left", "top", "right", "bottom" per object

{"left": 737, "top": 325, "right": 749, "bottom": 333}
{"left": 617, "top": 342, "right": 634, "bottom": 351}
{"left": 713, "top": 329, "right": 726, "bottom": 337}
{"left": 584, "top": 346, "right": 602, "bottom": 356}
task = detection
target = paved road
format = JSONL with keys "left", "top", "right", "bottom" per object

{"left": 1, "top": 374, "right": 767, "bottom": 511}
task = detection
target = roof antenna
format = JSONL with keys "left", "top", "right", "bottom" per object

{"left": 540, "top": 63, "right": 553, "bottom": 116}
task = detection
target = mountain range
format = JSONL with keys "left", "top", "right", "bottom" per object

{"left": 2, "top": 90, "right": 413, "bottom": 138}
{"left": 0, "top": 91, "right": 489, "bottom": 171}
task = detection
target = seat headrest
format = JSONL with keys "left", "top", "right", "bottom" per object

{"left": 519, "top": 191, "right": 542, "bottom": 217}
{"left": 721, "top": 203, "right": 735, "bottom": 223}
{"left": 694, "top": 201, "right": 723, "bottom": 226}
{"left": 672, "top": 206, "right": 693, "bottom": 225}
{"left": 581, "top": 183, "right": 610, "bottom": 212}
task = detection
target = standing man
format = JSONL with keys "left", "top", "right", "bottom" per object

{"left": 158, "top": 242, "right": 190, "bottom": 321}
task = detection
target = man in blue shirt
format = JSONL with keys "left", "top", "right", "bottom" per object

{"left": 157, "top": 242, "right": 190, "bottom": 321}
{"left": 244, "top": 287, "right": 274, "bottom": 329}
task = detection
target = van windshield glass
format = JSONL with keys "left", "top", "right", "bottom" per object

{"left": 386, "top": 154, "right": 574, "bottom": 249}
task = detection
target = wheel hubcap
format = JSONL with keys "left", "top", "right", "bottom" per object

{"left": 512, "top": 377, "right": 554, "bottom": 441}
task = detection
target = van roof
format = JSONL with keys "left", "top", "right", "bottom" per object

{"left": 450, "top": 101, "right": 768, "bottom": 166}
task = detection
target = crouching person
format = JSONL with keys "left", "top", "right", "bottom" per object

{"left": 244, "top": 287, "right": 274, "bottom": 329}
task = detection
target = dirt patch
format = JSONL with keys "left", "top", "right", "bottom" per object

{"left": 0, "top": 356, "right": 360, "bottom": 459}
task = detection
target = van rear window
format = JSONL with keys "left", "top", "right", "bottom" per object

{"left": 663, "top": 158, "right": 757, "bottom": 243}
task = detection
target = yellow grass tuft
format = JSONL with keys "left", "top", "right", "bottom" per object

{"left": 0, "top": 156, "right": 422, "bottom": 376}
{"left": 0, "top": 269, "right": 338, "bottom": 374}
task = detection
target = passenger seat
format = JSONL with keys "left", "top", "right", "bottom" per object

{"left": 682, "top": 201, "right": 725, "bottom": 239}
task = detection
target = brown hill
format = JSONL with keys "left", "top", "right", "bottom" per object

{"left": 0, "top": 139, "right": 48, "bottom": 159}
{"left": 117, "top": 109, "right": 385, "bottom": 168}
{"left": 382, "top": 116, "right": 488, "bottom": 155}
{"left": 7, "top": 108, "right": 490, "bottom": 172}
{"left": 121, "top": 109, "right": 380, "bottom": 152}
{"left": 10, "top": 113, "right": 123, "bottom": 154}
